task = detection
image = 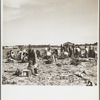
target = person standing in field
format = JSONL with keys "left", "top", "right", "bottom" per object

{"left": 46, "top": 45, "right": 52, "bottom": 60}
{"left": 91, "top": 47, "right": 96, "bottom": 58}
{"left": 60, "top": 44, "right": 63, "bottom": 52}
{"left": 69, "top": 46, "right": 72, "bottom": 57}
{"left": 88, "top": 46, "right": 92, "bottom": 57}
{"left": 85, "top": 46, "right": 89, "bottom": 58}
{"left": 18, "top": 48, "right": 23, "bottom": 61}
{"left": 36, "top": 50, "right": 41, "bottom": 59}
{"left": 27, "top": 45, "right": 38, "bottom": 75}
{"left": 72, "top": 44, "right": 75, "bottom": 57}
{"left": 76, "top": 46, "right": 81, "bottom": 58}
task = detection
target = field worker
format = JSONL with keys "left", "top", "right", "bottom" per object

{"left": 47, "top": 45, "right": 51, "bottom": 54}
{"left": 60, "top": 44, "right": 63, "bottom": 52}
{"left": 6, "top": 50, "right": 11, "bottom": 59}
{"left": 6, "top": 50, "right": 16, "bottom": 62}
{"left": 88, "top": 46, "right": 92, "bottom": 57}
{"left": 74, "top": 47, "right": 78, "bottom": 58}
{"left": 52, "top": 51, "right": 57, "bottom": 64}
{"left": 91, "top": 47, "right": 95, "bottom": 58}
{"left": 27, "top": 45, "right": 37, "bottom": 75}
{"left": 76, "top": 46, "right": 81, "bottom": 57}
{"left": 66, "top": 44, "right": 69, "bottom": 52}
{"left": 22, "top": 49, "right": 28, "bottom": 62}
{"left": 47, "top": 50, "right": 51, "bottom": 56}
{"left": 85, "top": 46, "right": 89, "bottom": 58}
{"left": 72, "top": 44, "right": 75, "bottom": 53}
{"left": 64, "top": 51, "right": 69, "bottom": 58}
{"left": 53, "top": 49, "right": 58, "bottom": 59}
{"left": 18, "top": 48, "right": 23, "bottom": 60}
{"left": 21, "top": 49, "right": 28, "bottom": 62}
{"left": 48, "top": 44, "right": 51, "bottom": 51}
{"left": 52, "top": 53, "right": 55, "bottom": 64}
{"left": 47, "top": 49, "right": 52, "bottom": 60}
{"left": 58, "top": 48, "right": 61, "bottom": 57}
{"left": 16, "top": 51, "right": 20, "bottom": 60}
{"left": 10, "top": 50, "right": 15, "bottom": 59}
{"left": 36, "top": 50, "right": 41, "bottom": 59}
{"left": 61, "top": 49, "right": 65, "bottom": 58}
{"left": 6, "top": 50, "right": 13, "bottom": 62}
{"left": 69, "top": 46, "right": 72, "bottom": 57}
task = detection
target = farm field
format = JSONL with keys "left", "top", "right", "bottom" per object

{"left": 2, "top": 47, "right": 97, "bottom": 86}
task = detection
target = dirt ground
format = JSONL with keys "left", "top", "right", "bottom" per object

{"left": 2, "top": 56, "right": 97, "bottom": 86}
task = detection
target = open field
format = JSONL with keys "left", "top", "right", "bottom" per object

{"left": 2, "top": 46, "right": 97, "bottom": 86}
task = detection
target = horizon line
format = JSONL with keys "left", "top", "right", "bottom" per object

{"left": 2, "top": 41, "right": 97, "bottom": 46}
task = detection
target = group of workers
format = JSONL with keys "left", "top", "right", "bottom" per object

{"left": 60, "top": 44, "right": 96, "bottom": 58}
{"left": 6, "top": 45, "right": 38, "bottom": 75}
{"left": 5, "top": 44, "right": 96, "bottom": 76}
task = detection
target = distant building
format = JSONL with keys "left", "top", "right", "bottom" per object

{"left": 63, "top": 42, "right": 74, "bottom": 46}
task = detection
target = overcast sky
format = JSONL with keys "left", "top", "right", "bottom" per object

{"left": 3, "top": 0, "right": 98, "bottom": 46}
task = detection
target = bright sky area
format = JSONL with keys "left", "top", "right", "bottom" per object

{"left": 3, "top": 0, "right": 98, "bottom": 46}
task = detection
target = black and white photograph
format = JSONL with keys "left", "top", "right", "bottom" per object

{"left": 2, "top": 0, "right": 98, "bottom": 86}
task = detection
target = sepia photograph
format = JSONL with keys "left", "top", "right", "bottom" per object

{"left": 2, "top": 0, "right": 98, "bottom": 86}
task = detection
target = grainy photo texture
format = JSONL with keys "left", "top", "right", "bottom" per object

{"left": 2, "top": 0, "right": 98, "bottom": 86}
